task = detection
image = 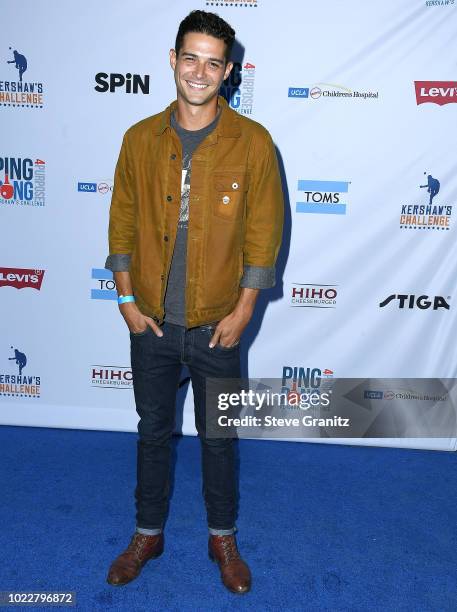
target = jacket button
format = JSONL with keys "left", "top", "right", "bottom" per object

{"left": 222, "top": 195, "right": 230, "bottom": 204}
{"left": 167, "top": 195, "right": 172, "bottom": 202}
{"left": 160, "top": 274, "right": 164, "bottom": 280}
{"left": 170, "top": 154, "right": 176, "bottom": 160}
{"left": 164, "top": 235, "right": 169, "bottom": 241}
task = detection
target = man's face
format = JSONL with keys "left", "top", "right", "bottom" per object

{"left": 170, "top": 32, "right": 233, "bottom": 106}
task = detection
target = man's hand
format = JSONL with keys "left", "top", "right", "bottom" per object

{"left": 209, "top": 288, "right": 259, "bottom": 348}
{"left": 119, "top": 302, "right": 163, "bottom": 337}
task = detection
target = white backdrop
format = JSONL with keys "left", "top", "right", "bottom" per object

{"left": 1, "top": 0, "right": 456, "bottom": 451}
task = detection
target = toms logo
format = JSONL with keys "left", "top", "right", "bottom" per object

{"left": 379, "top": 294, "right": 450, "bottom": 310}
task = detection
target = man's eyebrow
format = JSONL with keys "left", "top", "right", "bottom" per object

{"left": 181, "top": 52, "right": 224, "bottom": 65}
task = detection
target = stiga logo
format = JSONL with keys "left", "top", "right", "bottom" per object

{"left": 296, "top": 180, "right": 350, "bottom": 215}
{"left": 415, "top": 81, "right": 457, "bottom": 105}
{"left": 1, "top": 47, "right": 44, "bottom": 108}
{"left": 0, "top": 157, "right": 45, "bottom": 207}
{"left": 281, "top": 366, "right": 334, "bottom": 395}
{"left": 290, "top": 284, "right": 338, "bottom": 308}
{"left": 379, "top": 295, "right": 450, "bottom": 310}
{"left": 94, "top": 73, "right": 150, "bottom": 94}
{"left": 0, "top": 346, "right": 40, "bottom": 398}
{"left": 91, "top": 366, "right": 133, "bottom": 389}
{"left": 288, "top": 83, "right": 379, "bottom": 100}
{"left": 400, "top": 172, "right": 451, "bottom": 230}
{"left": 0, "top": 268, "right": 44, "bottom": 290}
{"left": 91, "top": 268, "right": 117, "bottom": 300}
{"left": 78, "top": 180, "right": 113, "bottom": 195}
{"left": 220, "top": 62, "right": 255, "bottom": 115}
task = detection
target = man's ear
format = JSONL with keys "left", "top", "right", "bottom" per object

{"left": 169, "top": 49, "right": 177, "bottom": 71}
{"left": 223, "top": 61, "right": 234, "bottom": 82}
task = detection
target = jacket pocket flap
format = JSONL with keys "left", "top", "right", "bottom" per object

{"left": 213, "top": 172, "right": 249, "bottom": 192}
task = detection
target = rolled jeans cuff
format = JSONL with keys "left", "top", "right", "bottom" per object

{"left": 209, "top": 526, "right": 237, "bottom": 536}
{"left": 136, "top": 526, "right": 163, "bottom": 536}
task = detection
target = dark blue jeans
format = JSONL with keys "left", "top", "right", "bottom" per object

{"left": 130, "top": 321, "right": 241, "bottom": 532}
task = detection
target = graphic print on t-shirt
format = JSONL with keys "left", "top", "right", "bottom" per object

{"left": 179, "top": 152, "right": 191, "bottom": 227}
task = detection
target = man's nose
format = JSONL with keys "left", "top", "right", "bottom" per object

{"left": 193, "top": 61, "right": 206, "bottom": 80}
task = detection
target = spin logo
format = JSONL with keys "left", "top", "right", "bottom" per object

{"left": 0, "top": 157, "right": 45, "bottom": 207}
{"left": 399, "top": 172, "right": 452, "bottom": 230}
{"left": 91, "top": 268, "right": 117, "bottom": 300}
{"left": 290, "top": 284, "right": 338, "bottom": 308}
{"left": 0, "top": 346, "right": 41, "bottom": 398}
{"left": 296, "top": 180, "right": 350, "bottom": 215}
{"left": 220, "top": 62, "right": 255, "bottom": 115}
{"left": 1, "top": 47, "right": 44, "bottom": 108}
{"left": 94, "top": 73, "right": 150, "bottom": 94}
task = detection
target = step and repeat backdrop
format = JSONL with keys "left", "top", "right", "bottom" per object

{"left": 1, "top": 0, "right": 456, "bottom": 450}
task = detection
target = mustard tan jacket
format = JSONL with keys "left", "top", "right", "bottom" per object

{"left": 105, "top": 95, "right": 284, "bottom": 328}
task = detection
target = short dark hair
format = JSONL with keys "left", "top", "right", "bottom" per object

{"left": 175, "top": 10, "right": 236, "bottom": 63}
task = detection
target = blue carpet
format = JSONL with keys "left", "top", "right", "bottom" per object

{"left": 1, "top": 425, "right": 456, "bottom": 611}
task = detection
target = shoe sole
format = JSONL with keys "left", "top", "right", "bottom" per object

{"left": 107, "top": 547, "right": 164, "bottom": 587}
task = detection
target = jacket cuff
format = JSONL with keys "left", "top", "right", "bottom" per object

{"left": 105, "top": 253, "right": 131, "bottom": 272}
{"left": 240, "top": 265, "right": 276, "bottom": 289}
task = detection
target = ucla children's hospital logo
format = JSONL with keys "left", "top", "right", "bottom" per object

{"left": 1, "top": 48, "right": 44, "bottom": 108}
{"left": 91, "top": 268, "right": 117, "bottom": 300}
{"left": 78, "top": 180, "right": 113, "bottom": 195}
{"left": 220, "top": 61, "right": 255, "bottom": 115}
{"left": 288, "top": 83, "right": 379, "bottom": 100}
{"left": 0, "top": 346, "right": 41, "bottom": 398}
{"left": 0, "top": 157, "right": 45, "bottom": 207}
{"left": 399, "top": 172, "right": 452, "bottom": 230}
{"left": 296, "top": 180, "right": 350, "bottom": 215}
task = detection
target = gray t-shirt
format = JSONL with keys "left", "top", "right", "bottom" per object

{"left": 164, "top": 110, "right": 221, "bottom": 326}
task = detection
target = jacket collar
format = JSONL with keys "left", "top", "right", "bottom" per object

{"left": 154, "top": 95, "right": 241, "bottom": 138}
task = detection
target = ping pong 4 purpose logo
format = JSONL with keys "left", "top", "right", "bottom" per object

{"left": 0, "top": 157, "right": 45, "bottom": 207}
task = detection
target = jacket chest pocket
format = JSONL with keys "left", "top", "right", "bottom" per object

{"left": 212, "top": 171, "right": 249, "bottom": 221}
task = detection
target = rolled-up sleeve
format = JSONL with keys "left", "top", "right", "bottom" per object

{"left": 105, "top": 131, "right": 136, "bottom": 271}
{"left": 242, "top": 130, "right": 284, "bottom": 289}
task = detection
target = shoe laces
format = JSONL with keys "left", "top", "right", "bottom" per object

{"left": 220, "top": 537, "right": 240, "bottom": 563}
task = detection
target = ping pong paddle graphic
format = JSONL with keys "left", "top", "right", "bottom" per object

{"left": 0, "top": 174, "right": 14, "bottom": 199}
{"left": 287, "top": 380, "right": 300, "bottom": 404}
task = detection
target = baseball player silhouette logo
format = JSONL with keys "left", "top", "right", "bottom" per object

{"left": 419, "top": 173, "right": 440, "bottom": 205}
{"left": 7, "top": 48, "right": 27, "bottom": 82}
{"left": 9, "top": 347, "right": 27, "bottom": 375}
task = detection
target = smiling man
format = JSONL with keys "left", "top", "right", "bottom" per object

{"left": 105, "top": 10, "right": 283, "bottom": 594}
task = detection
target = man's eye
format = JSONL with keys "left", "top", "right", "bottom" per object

{"left": 209, "top": 63, "right": 219, "bottom": 69}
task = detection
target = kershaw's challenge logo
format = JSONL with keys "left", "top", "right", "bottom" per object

{"left": 0, "top": 347, "right": 41, "bottom": 398}
{"left": 400, "top": 172, "right": 451, "bottom": 230}
{"left": 0, "top": 157, "right": 45, "bottom": 207}
{"left": 0, "top": 268, "right": 44, "bottom": 290}
{"left": 1, "top": 47, "right": 44, "bottom": 108}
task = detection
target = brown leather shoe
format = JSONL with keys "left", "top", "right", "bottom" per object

{"left": 107, "top": 532, "right": 164, "bottom": 586}
{"left": 208, "top": 534, "right": 251, "bottom": 594}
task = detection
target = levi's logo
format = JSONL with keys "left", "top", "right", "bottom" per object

{"left": 414, "top": 81, "right": 457, "bottom": 106}
{"left": 0, "top": 267, "right": 45, "bottom": 289}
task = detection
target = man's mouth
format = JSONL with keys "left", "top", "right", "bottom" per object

{"left": 186, "top": 80, "right": 210, "bottom": 90}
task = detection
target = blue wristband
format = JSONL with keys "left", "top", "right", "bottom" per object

{"left": 118, "top": 295, "right": 135, "bottom": 305}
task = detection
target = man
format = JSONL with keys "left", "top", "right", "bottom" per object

{"left": 105, "top": 10, "right": 283, "bottom": 594}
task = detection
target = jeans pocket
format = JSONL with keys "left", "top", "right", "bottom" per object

{"left": 130, "top": 325, "right": 151, "bottom": 337}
